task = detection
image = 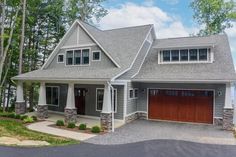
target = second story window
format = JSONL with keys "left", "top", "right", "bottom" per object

{"left": 66, "top": 49, "right": 90, "bottom": 65}
{"left": 57, "top": 54, "right": 64, "bottom": 63}
{"left": 93, "top": 51, "right": 101, "bottom": 61}
{"left": 189, "top": 49, "right": 198, "bottom": 61}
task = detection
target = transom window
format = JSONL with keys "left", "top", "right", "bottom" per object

{"left": 96, "top": 88, "right": 117, "bottom": 112}
{"left": 46, "top": 86, "right": 59, "bottom": 106}
{"left": 161, "top": 48, "right": 210, "bottom": 63}
{"left": 66, "top": 49, "right": 90, "bottom": 65}
{"left": 93, "top": 51, "right": 101, "bottom": 61}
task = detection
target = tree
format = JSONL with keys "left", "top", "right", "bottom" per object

{"left": 191, "top": 0, "right": 236, "bottom": 36}
{"left": 66, "top": 0, "right": 108, "bottom": 24}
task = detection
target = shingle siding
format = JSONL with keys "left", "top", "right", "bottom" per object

{"left": 137, "top": 83, "right": 226, "bottom": 118}
{"left": 126, "top": 82, "right": 140, "bottom": 114}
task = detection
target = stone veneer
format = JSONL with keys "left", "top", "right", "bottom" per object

{"left": 37, "top": 105, "right": 48, "bottom": 119}
{"left": 15, "top": 102, "right": 26, "bottom": 114}
{"left": 223, "top": 108, "right": 234, "bottom": 130}
{"left": 125, "top": 112, "right": 147, "bottom": 123}
{"left": 214, "top": 118, "right": 223, "bottom": 126}
{"left": 101, "top": 113, "right": 112, "bottom": 132}
{"left": 64, "top": 108, "right": 77, "bottom": 123}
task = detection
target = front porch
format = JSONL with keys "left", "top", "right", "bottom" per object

{"left": 15, "top": 81, "right": 124, "bottom": 132}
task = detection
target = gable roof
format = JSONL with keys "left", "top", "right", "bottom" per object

{"left": 132, "top": 34, "right": 236, "bottom": 82}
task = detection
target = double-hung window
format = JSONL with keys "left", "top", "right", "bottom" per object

{"left": 171, "top": 50, "right": 179, "bottom": 61}
{"left": 180, "top": 49, "right": 188, "bottom": 61}
{"left": 189, "top": 49, "right": 198, "bottom": 61}
{"left": 46, "top": 86, "right": 59, "bottom": 106}
{"left": 66, "top": 49, "right": 90, "bottom": 65}
{"left": 199, "top": 48, "right": 208, "bottom": 61}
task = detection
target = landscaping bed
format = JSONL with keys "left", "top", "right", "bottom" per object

{"left": 0, "top": 115, "right": 78, "bottom": 146}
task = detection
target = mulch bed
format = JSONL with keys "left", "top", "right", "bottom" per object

{"left": 49, "top": 124, "right": 106, "bottom": 135}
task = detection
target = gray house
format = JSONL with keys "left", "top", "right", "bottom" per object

{"left": 13, "top": 20, "right": 235, "bottom": 131}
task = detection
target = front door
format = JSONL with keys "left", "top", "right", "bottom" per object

{"left": 75, "top": 88, "right": 86, "bottom": 115}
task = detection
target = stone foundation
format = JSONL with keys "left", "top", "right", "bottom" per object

{"left": 64, "top": 108, "right": 77, "bottom": 123}
{"left": 101, "top": 112, "right": 112, "bottom": 132}
{"left": 37, "top": 105, "right": 48, "bottom": 119}
{"left": 214, "top": 118, "right": 223, "bottom": 126}
{"left": 15, "top": 102, "right": 26, "bottom": 114}
{"left": 223, "top": 108, "right": 234, "bottom": 130}
{"left": 125, "top": 112, "right": 147, "bottom": 123}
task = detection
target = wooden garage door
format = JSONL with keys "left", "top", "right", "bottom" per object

{"left": 148, "top": 89, "right": 213, "bottom": 124}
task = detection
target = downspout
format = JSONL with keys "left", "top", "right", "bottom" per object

{"left": 107, "top": 81, "right": 115, "bottom": 132}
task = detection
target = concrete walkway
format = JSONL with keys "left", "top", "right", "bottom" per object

{"left": 27, "top": 121, "right": 96, "bottom": 141}
{"left": 86, "top": 120, "right": 236, "bottom": 145}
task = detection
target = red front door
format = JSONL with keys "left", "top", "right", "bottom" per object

{"left": 75, "top": 88, "right": 86, "bottom": 115}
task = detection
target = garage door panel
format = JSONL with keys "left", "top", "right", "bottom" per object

{"left": 148, "top": 89, "right": 213, "bottom": 124}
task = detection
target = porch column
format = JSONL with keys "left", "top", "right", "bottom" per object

{"left": 64, "top": 83, "right": 77, "bottom": 123}
{"left": 15, "top": 81, "right": 26, "bottom": 114}
{"left": 100, "top": 82, "right": 113, "bottom": 132}
{"left": 223, "top": 83, "right": 234, "bottom": 130}
{"left": 37, "top": 82, "right": 48, "bottom": 119}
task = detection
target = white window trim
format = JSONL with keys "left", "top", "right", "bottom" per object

{"left": 129, "top": 88, "right": 138, "bottom": 99}
{"left": 57, "top": 54, "right": 64, "bottom": 63}
{"left": 92, "top": 50, "right": 101, "bottom": 61}
{"left": 158, "top": 47, "right": 212, "bottom": 64}
{"left": 95, "top": 88, "right": 118, "bottom": 113}
{"left": 65, "top": 47, "right": 91, "bottom": 66}
{"left": 46, "top": 86, "right": 60, "bottom": 107}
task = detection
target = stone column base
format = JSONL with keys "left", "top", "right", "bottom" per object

{"left": 101, "top": 112, "right": 112, "bottom": 132}
{"left": 65, "top": 108, "right": 77, "bottom": 123}
{"left": 223, "top": 108, "right": 234, "bottom": 130}
{"left": 214, "top": 118, "right": 223, "bottom": 126}
{"left": 37, "top": 105, "right": 48, "bottom": 119}
{"left": 15, "top": 102, "right": 26, "bottom": 114}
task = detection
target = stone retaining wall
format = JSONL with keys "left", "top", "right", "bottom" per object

{"left": 125, "top": 112, "right": 147, "bottom": 123}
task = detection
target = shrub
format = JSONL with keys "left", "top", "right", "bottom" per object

{"left": 15, "top": 114, "right": 21, "bottom": 119}
{"left": 56, "top": 120, "right": 64, "bottom": 126}
{"left": 79, "top": 123, "right": 87, "bottom": 130}
{"left": 0, "top": 112, "right": 11, "bottom": 117}
{"left": 8, "top": 113, "right": 16, "bottom": 118}
{"left": 23, "top": 117, "right": 34, "bottom": 123}
{"left": 31, "top": 116, "right": 37, "bottom": 121}
{"left": 20, "top": 115, "right": 28, "bottom": 120}
{"left": 67, "top": 122, "right": 76, "bottom": 128}
{"left": 91, "top": 126, "right": 101, "bottom": 133}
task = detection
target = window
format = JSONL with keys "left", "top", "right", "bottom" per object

{"left": 129, "top": 88, "right": 138, "bottom": 99}
{"left": 171, "top": 50, "right": 179, "bottom": 61}
{"left": 163, "top": 50, "right": 171, "bottom": 62}
{"left": 66, "top": 51, "right": 73, "bottom": 65}
{"left": 96, "top": 88, "right": 117, "bottom": 112}
{"left": 74, "top": 50, "right": 81, "bottom": 65}
{"left": 82, "top": 49, "right": 89, "bottom": 64}
{"left": 66, "top": 49, "right": 90, "bottom": 65}
{"left": 46, "top": 86, "right": 59, "bottom": 106}
{"left": 199, "top": 48, "right": 208, "bottom": 61}
{"left": 58, "top": 54, "right": 64, "bottom": 63}
{"left": 189, "top": 49, "right": 198, "bottom": 61}
{"left": 93, "top": 51, "right": 101, "bottom": 61}
{"left": 180, "top": 49, "right": 188, "bottom": 61}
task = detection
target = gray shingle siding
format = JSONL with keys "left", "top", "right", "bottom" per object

{"left": 118, "top": 40, "right": 151, "bottom": 80}
{"left": 136, "top": 83, "right": 226, "bottom": 118}
{"left": 126, "top": 82, "right": 140, "bottom": 114}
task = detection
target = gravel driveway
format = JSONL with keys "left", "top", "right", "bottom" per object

{"left": 85, "top": 120, "right": 235, "bottom": 145}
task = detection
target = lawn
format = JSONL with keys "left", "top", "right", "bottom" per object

{"left": 0, "top": 119, "right": 79, "bottom": 146}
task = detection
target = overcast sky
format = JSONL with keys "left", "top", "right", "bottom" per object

{"left": 97, "top": 0, "right": 236, "bottom": 66}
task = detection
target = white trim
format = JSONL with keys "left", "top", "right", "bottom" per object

{"left": 46, "top": 86, "right": 60, "bottom": 107}
{"left": 65, "top": 48, "right": 91, "bottom": 66}
{"left": 153, "top": 44, "right": 215, "bottom": 49}
{"left": 92, "top": 50, "right": 101, "bottom": 61}
{"left": 57, "top": 54, "right": 64, "bottom": 63}
{"left": 95, "top": 88, "right": 118, "bottom": 113}
{"left": 76, "top": 20, "right": 120, "bottom": 68}
{"left": 123, "top": 82, "right": 128, "bottom": 119}
{"left": 146, "top": 88, "right": 216, "bottom": 125}
{"left": 61, "top": 43, "right": 96, "bottom": 49}
{"left": 111, "top": 25, "right": 154, "bottom": 81}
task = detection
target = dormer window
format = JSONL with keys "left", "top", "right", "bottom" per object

{"left": 66, "top": 49, "right": 90, "bottom": 65}
{"left": 160, "top": 48, "right": 211, "bottom": 64}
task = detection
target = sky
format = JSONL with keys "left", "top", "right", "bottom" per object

{"left": 96, "top": 0, "right": 236, "bottom": 67}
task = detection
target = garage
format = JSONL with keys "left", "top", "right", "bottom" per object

{"left": 148, "top": 89, "right": 213, "bottom": 124}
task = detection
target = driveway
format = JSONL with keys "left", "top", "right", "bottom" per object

{"left": 0, "top": 140, "right": 236, "bottom": 157}
{"left": 86, "top": 120, "right": 235, "bottom": 145}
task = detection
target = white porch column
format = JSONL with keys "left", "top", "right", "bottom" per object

{"left": 15, "top": 81, "right": 26, "bottom": 114}
{"left": 65, "top": 83, "right": 77, "bottom": 123}
{"left": 101, "top": 82, "right": 113, "bottom": 132}
{"left": 223, "top": 82, "right": 234, "bottom": 130}
{"left": 38, "top": 82, "right": 46, "bottom": 105}
{"left": 37, "top": 82, "right": 48, "bottom": 119}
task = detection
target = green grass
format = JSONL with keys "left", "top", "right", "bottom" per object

{"left": 0, "top": 119, "right": 79, "bottom": 146}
